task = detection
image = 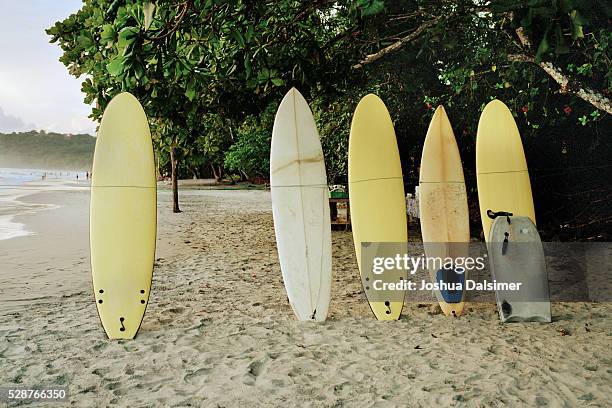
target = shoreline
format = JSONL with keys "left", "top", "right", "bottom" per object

{"left": 0, "top": 186, "right": 193, "bottom": 311}
{"left": 0, "top": 189, "right": 91, "bottom": 310}
{"left": 0, "top": 173, "right": 90, "bottom": 241}
{"left": 0, "top": 191, "right": 61, "bottom": 241}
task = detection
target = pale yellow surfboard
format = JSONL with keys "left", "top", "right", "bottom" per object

{"left": 419, "top": 106, "right": 470, "bottom": 316}
{"left": 348, "top": 94, "right": 407, "bottom": 320}
{"left": 90, "top": 92, "right": 157, "bottom": 339}
{"left": 476, "top": 99, "right": 535, "bottom": 241}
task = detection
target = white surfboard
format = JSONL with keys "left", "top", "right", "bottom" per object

{"left": 270, "top": 88, "right": 332, "bottom": 321}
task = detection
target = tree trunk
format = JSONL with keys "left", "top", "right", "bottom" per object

{"left": 170, "top": 146, "right": 181, "bottom": 213}
{"left": 211, "top": 163, "right": 221, "bottom": 182}
{"left": 216, "top": 165, "right": 224, "bottom": 181}
{"left": 154, "top": 150, "right": 161, "bottom": 180}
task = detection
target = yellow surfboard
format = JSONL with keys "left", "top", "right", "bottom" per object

{"left": 90, "top": 92, "right": 157, "bottom": 339}
{"left": 348, "top": 94, "right": 407, "bottom": 320}
{"left": 419, "top": 106, "right": 470, "bottom": 316}
{"left": 476, "top": 99, "right": 535, "bottom": 241}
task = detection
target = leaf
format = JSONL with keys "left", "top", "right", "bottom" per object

{"left": 226, "top": 64, "right": 237, "bottom": 76}
{"left": 118, "top": 27, "right": 138, "bottom": 51}
{"left": 134, "top": 63, "right": 145, "bottom": 80}
{"left": 77, "top": 34, "right": 93, "bottom": 48}
{"left": 100, "top": 24, "right": 116, "bottom": 44}
{"left": 570, "top": 9, "right": 588, "bottom": 25}
{"left": 245, "top": 25, "right": 254, "bottom": 43}
{"left": 571, "top": 23, "right": 584, "bottom": 40}
{"left": 185, "top": 85, "right": 196, "bottom": 101}
{"left": 570, "top": 10, "right": 585, "bottom": 40}
{"left": 231, "top": 30, "right": 245, "bottom": 48}
{"left": 144, "top": 2, "right": 156, "bottom": 30}
{"left": 106, "top": 55, "right": 125, "bottom": 76}
{"left": 106, "top": 0, "right": 122, "bottom": 18}
{"left": 258, "top": 68, "right": 270, "bottom": 81}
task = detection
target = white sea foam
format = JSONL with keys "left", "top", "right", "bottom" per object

{"left": 0, "top": 168, "right": 88, "bottom": 240}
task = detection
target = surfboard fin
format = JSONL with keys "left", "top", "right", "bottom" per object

{"left": 502, "top": 232, "right": 509, "bottom": 255}
{"left": 501, "top": 300, "right": 512, "bottom": 317}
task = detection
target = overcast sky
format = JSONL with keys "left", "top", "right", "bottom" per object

{"left": 0, "top": 0, "right": 96, "bottom": 135}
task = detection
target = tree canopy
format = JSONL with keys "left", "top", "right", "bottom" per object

{"left": 48, "top": 0, "right": 611, "bottom": 238}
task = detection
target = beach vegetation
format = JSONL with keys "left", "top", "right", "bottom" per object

{"left": 0, "top": 131, "right": 95, "bottom": 170}
{"left": 47, "top": 0, "right": 611, "bottom": 238}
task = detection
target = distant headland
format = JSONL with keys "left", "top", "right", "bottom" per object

{"left": 0, "top": 130, "right": 95, "bottom": 170}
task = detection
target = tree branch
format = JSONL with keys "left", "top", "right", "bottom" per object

{"left": 352, "top": 16, "right": 441, "bottom": 69}
{"left": 508, "top": 53, "right": 612, "bottom": 115}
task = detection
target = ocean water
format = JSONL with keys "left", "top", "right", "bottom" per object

{"left": 0, "top": 168, "right": 87, "bottom": 240}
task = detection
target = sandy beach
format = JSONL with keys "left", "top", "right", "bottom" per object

{"left": 1, "top": 184, "right": 611, "bottom": 407}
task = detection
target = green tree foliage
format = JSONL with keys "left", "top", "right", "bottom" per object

{"left": 332, "top": 0, "right": 611, "bottom": 238}
{"left": 48, "top": 0, "right": 611, "bottom": 238}
{"left": 47, "top": 0, "right": 362, "bottom": 210}
{"left": 224, "top": 103, "right": 276, "bottom": 179}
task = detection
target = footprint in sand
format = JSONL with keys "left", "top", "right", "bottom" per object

{"left": 91, "top": 368, "right": 109, "bottom": 377}
{"left": 287, "top": 367, "right": 301, "bottom": 378}
{"left": 92, "top": 341, "right": 108, "bottom": 352}
{"left": 270, "top": 379, "right": 287, "bottom": 389}
{"left": 465, "top": 373, "right": 483, "bottom": 384}
{"left": 183, "top": 367, "right": 211, "bottom": 382}
{"left": 151, "top": 344, "right": 165, "bottom": 353}
{"left": 104, "top": 381, "right": 120, "bottom": 391}
{"left": 247, "top": 361, "right": 263, "bottom": 378}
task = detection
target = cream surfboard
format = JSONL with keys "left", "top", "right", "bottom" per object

{"left": 349, "top": 94, "right": 407, "bottom": 320}
{"left": 270, "top": 88, "right": 332, "bottom": 321}
{"left": 419, "top": 106, "right": 470, "bottom": 316}
{"left": 476, "top": 99, "right": 535, "bottom": 238}
{"left": 90, "top": 92, "right": 157, "bottom": 339}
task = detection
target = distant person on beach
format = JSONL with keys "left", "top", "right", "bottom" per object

{"left": 86, "top": 171, "right": 89, "bottom": 180}
{"left": 76, "top": 173, "right": 79, "bottom": 180}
